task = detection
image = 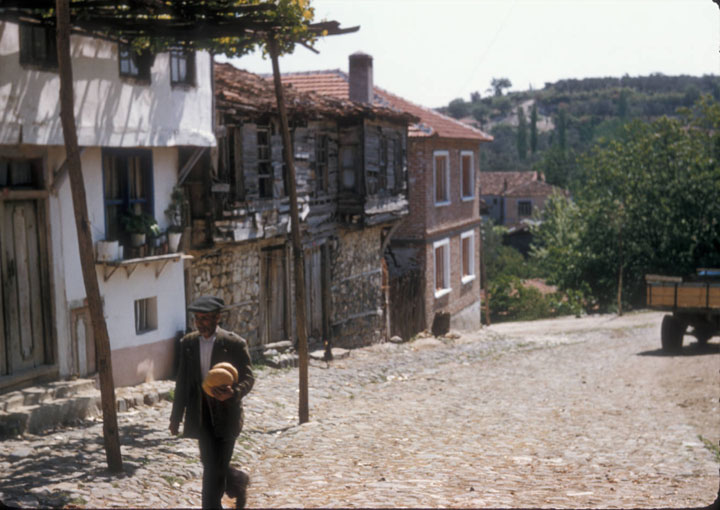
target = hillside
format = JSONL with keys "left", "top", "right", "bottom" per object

{"left": 439, "top": 74, "right": 720, "bottom": 189}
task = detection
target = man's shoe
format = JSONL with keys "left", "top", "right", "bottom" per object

{"left": 226, "top": 467, "right": 249, "bottom": 509}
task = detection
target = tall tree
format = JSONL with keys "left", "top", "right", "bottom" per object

{"left": 447, "top": 97, "right": 469, "bottom": 119}
{"left": 516, "top": 106, "right": 528, "bottom": 161}
{"left": 530, "top": 103, "right": 538, "bottom": 153}
{"left": 491, "top": 77, "right": 512, "bottom": 97}
{"left": 556, "top": 107, "right": 567, "bottom": 152}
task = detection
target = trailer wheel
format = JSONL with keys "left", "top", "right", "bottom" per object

{"left": 661, "top": 315, "right": 685, "bottom": 353}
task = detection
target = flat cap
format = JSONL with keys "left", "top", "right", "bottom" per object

{"left": 188, "top": 295, "right": 226, "bottom": 313}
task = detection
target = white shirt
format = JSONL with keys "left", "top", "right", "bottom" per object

{"left": 199, "top": 333, "right": 216, "bottom": 379}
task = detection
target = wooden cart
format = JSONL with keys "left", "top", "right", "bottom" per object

{"left": 646, "top": 269, "right": 720, "bottom": 353}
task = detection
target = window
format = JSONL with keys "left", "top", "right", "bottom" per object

{"left": 314, "top": 134, "right": 329, "bottom": 194}
{"left": 433, "top": 151, "right": 450, "bottom": 206}
{"left": 433, "top": 238, "right": 451, "bottom": 298}
{"left": 103, "top": 149, "right": 153, "bottom": 241}
{"left": 19, "top": 23, "right": 57, "bottom": 70}
{"left": 170, "top": 49, "right": 195, "bottom": 86}
{"left": 134, "top": 297, "right": 158, "bottom": 334}
{"left": 461, "top": 230, "right": 476, "bottom": 284}
{"left": 0, "top": 158, "right": 43, "bottom": 189}
{"left": 118, "top": 44, "right": 152, "bottom": 82}
{"left": 518, "top": 200, "right": 532, "bottom": 217}
{"left": 257, "top": 126, "right": 273, "bottom": 198}
{"left": 461, "top": 150, "right": 474, "bottom": 200}
{"left": 340, "top": 146, "right": 357, "bottom": 191}
{"left": 378, "top": 134, "right": 388, "bottom": 193}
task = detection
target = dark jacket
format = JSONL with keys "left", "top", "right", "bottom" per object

{"left": 170, "top": 328, "right": 254, "bottom": 439}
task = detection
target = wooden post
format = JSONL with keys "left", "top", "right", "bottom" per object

{"left": 268, "top": 37, "right": 309, "bottom": 424}
{"left": 55, "top": 0, "right": 123, "bottom": 472}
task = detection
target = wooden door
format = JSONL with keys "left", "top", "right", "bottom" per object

{"left": 304, "top": 245, "right": 325, "bottom": 341}
{"left": 1, "top": 200, "right": 48, "bottom": 376}
{"left": 262, "top": 246, "right": 288, "bottom": 345}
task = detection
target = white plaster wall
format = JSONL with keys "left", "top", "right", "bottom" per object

{"left": 0, "top": 21, "right": 214, "bottom": 148}
{"left": 97, "top": 261, "right": 186, "bottom": 350}
{"left": 45, "top": 145, "right": 186, "bottom": 374}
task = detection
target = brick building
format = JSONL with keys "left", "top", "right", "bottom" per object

{"left": 282, "top": 53, "right": 493, "bottom": 339}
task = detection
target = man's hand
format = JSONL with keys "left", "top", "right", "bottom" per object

{"left": 169, "top": 420, "right": 180, "bottom": 436}
{"left": 211, "top": 384, "right": 234, "bottom": 402}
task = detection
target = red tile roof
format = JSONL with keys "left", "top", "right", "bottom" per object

{"left": 214, "top": 64, "right": 416, "bottom": 124}
{"left": 480, "top": 171, "right": 567, "bottom": 197}
{"left": 281, "top": 70, "right": 492, "bottom": 141}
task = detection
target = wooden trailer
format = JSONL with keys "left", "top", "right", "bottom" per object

{"left": 646, "top": 269, "right": 720, "bottom": 353}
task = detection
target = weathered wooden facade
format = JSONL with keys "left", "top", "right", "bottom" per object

{"left": 281, "top": 54, "right": 493, "bottom": 340}
{"left": 184, "top": 64, "right": 415, "bottom": 352}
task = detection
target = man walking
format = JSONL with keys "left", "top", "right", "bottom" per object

{"left": 169, "top": 296, "right": 254, "bottom": 509}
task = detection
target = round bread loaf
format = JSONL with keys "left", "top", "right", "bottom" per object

{"left": 202, "top": 367, "right": 234, "bottom": 396}
{"left": 212, "top": 362, "right": 238, "bottom": 383}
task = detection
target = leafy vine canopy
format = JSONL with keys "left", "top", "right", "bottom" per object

{"left": 0, "top": 0, "right": 351, "bottom": 57}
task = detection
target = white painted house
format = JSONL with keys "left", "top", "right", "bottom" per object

{"left": 0, "top": 21, "right": 215, "bottom": 390}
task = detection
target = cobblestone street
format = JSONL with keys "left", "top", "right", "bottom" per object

{"left": 1, "top": 311, "right": 718, "bottom": 508}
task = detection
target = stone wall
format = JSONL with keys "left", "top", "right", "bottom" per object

{"left": 188, "top": 244, "right": 261, "bottom": 349}
{"left": 330, "top": 226, "right": 385, "bottom": 348}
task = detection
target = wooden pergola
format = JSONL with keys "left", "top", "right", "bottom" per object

{"left": 0, "top": 0, "right": 357, "bottom": 472}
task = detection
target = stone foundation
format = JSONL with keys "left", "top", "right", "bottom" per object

{"left": 188, "top": 244, "right": 261, "bottom": 348}
{"left": 330, "top": 226, "right": 385, "bottom": 348}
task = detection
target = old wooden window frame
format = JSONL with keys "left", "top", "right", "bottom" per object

{"left": 19, "top": 23, "right": 57, "bottom": 71}
{"left": 461, "top": 150, "right": 474, "bottom": 201}
{"left": 340, "top": 145, "right": 357, "bottom": 192}
{"left": 134, "top": 296, "right": 158, "bottom": 334}
{"left": 314, "top": 133, "right": 329, "bottom": 195}
{"left": 433, "top": 237, "right": 451, "bottom": 298}
{"left": 518, "top": 200, "right": 532, "bottom": 217}
{"left": 102, "top": 148, "right": 154, "bottom": 242}
{"left": 433, "top": 150, "right": 450, "bottom": 206}
{"left": 170, "top": 48, "right": 195, "bottom": 87}
{"left": 118, "top": 44, "right": 152, "bottom": 82}
{"left": 257, "top": 125, "right": 273, "bottom": 198}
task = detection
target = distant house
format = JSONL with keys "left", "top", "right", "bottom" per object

{"left": 0, "top": 21, "right": 214, "bottom": 390}
{"left": 480, "top": 171, "right": 566, "bottom": 225}
{"left": 281, "top": 53, "right": 493, "bottom": 339}
{"left": 181, "top": 63, "right": 415, "bottom": 352}
{"left": 480, "top": 171, "right": 568, "bottom": 255}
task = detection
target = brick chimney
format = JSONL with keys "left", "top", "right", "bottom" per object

{"left": 349, "top": 52, "right": 373, "bottom": 104}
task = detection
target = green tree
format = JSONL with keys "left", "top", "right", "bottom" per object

{"left": 516, "top": 106, "right": 528, "bottom": 160}
{"left": 532, "top": 96, "right": 720, "bottom": 309}
{"left": 556, "top": 107, "right": 568, "bottom": 152}
{"left": 617, "top": 88, "right": 629, "bottom": 118}
{"left": 491, "top": 77, "right": 512, "bottom": 97}
{"left": 530, "top": 103, "right": 538, "bottom": 153}
{"left": 447, "top": 97, "right": 469, "bottom": 119}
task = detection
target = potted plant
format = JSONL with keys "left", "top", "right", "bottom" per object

{"left": 164, "top": 186, "right": 185, "bottom": 252}
{"left": 121, "top": 209, "right": 160, "bottom": 247}
{"left": 96, "top": 238, "right": 120, "bottom": 261}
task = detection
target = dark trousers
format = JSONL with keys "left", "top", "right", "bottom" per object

{"left": 199, "top": 398, "right": 236, "bottom": 509}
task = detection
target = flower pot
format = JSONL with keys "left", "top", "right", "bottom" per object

{"left": 168, "top": 231, "right": 182, "bottom": 253}
{"left": 96, "top": 240, "right": 119, "bottom": 262}
{"left": 131, "top": 233, "right": 146, "bottom": 247}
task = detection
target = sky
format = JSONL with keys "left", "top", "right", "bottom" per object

{"left": 222, "top": 0, "right": 720, "bottom": 108}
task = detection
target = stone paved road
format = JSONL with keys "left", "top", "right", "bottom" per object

{"left": 1, "top": 311, "right": 718, "bottom": 508}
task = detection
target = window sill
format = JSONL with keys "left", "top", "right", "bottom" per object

{"left": 461, "top": 195, "right": 475, "bottom": 202}
{"left": 96, "top": 252, "right": 192, "bottom": 282}
{"left": 434, "top": 200, "right": 451, "bottom": 207}
{"left": 462, "top": 274, "right": 476, "bottom": 285}
{"left": 434, "top": 287, "right": 451, "bottom": 299}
